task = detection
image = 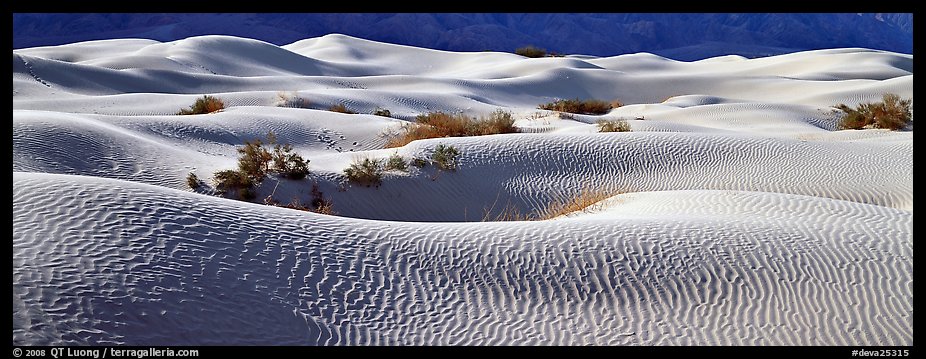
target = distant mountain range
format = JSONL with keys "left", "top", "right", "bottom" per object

{"left": 12, "top": 13, "right": 913, "bottom": 60}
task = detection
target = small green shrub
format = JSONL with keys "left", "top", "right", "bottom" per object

{"left": 539, "top": 98, "right": 615, "bottom": 115}
{"left": 268, "top": 133, "right": 310, "bottom": 180}
{"left": 344, "top": 158, "right": 384, "bottom": 187}
{"left": 373, "top": 108, "right": 392, "bottom": 117}
{"left": 596, "top": 119, "right": 632, "bottom": 132}
{"left": 178, "top": 95, "right": 225, "bottom": 115}
{"left": 329, "top": 103, "right": 356, "bottom": 114}
{"left": 432, "top": 144, "right": 460, "bottom": 171}
{"left": 515, "top": 46, "right": 547, "bottom": 58}
{"left": 384, "top": 153, "right": 408, "bottom": 172}
{"left": 411, "top": 158, "right": 428, "bottom": 168}
{"left": 187, "top": 172, "right": 202, "bottom": 189}
{"left": 236, "top": 139, "right": 273, "bottom": 181}
{"left": 213, "top": 169, "right": 253, "bottom": 193}
{"left": 214, "top": 132, "right": 310, "bottom": 201}
{"left": 836, "top": 93, "right": 912, "bottom": 130}
{"left": 238, "top": 187, "right": 256, "bottom": 201}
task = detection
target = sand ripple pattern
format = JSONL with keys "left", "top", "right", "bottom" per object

{"left": 12, "top": 36, "right": 913, "bottom": 346}
{"left": 13, "top": 173, "right": 912, "bottom": 345}
{"left": 323, "top": 132, "right": 911, "bottom": 221}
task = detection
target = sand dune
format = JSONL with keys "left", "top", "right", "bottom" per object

{"left": 12, "top": 173, "right": 913, "bottom": 345}
{"left": 12, "top": 34, "right": 912, "bottom": 345}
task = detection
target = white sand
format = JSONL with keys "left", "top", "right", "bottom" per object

{"left": 12, "top": 34, "right": 912, "bottom": 345}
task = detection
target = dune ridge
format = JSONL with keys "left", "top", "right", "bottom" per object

{"left": 13, "top": 173, "right": 912, "bottom": 345}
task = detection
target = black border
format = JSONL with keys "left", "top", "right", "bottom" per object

{"left": 9, "top": 345, "right": 916, "bottom": 357}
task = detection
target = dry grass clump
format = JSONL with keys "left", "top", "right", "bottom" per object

{"left": 266, "top": 183, "right": 336, "bottom": 215}
{"left": 596, "top": 119, "right": 632, "bottom": 132}
{"left": 483, "top": 186, "right": 625, "bottom": 221}
{"left": 178, "top": 95, "right": 225, "bottom": 115}
{"left": 836, "top": 93, "right": 912, "bottom": 130}
{"left": 274, "top": 92, "right": 311, "bottom": 108}
{"left": 538, "top": 98, "right": 616, "bottom": 115}
{"left": 535, "top": 187, "right": 620, "bottom": 220}
{"left": 385, "top": 110, "right": 518, "bottom": 148}
{"left": 328, "top": 103, "right": 357, "bottom": 114}
{"left": 187, "top": 172, "right": 202, "bottom": 189}
{"left": 472, "top": 110, "right": 517, "bottom": 135}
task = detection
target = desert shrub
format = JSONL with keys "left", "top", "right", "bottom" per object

{"left": 236, "top": 139, "right": 273, "bottom": 181}
{"left": 344, "top": 157, "right": 384, "bottom": 187}
{"left": 187, "top": 172, "right": 202, "bottom": 189}
{"left": 310, "top": 183, "right": 336, "bottom": 215}
{"left": 213, "top": 169, "right": 253, "bottom": 193}
{"left": 431, "top": 144, "right": 460, "bottom": 171}
{"left": 385, "top": 124, "right": 430, "bottom": 148}
{"left": 178, "top": 95, "right": 224, "bottom": 115}
{"left": 238, "top": 187, "right": 256, "bottom": 200}
{"left": 416, "top": 112, "right": 471, "bottom": 136}
{"left": 328, "top": 103, "right": 356, "bottom": 114}
{"left": 262, "top": 131, "right": 310, "bottom": 179}
{"left": 214, "top": 132, "right": 311, "bottom": 201}
{"left": 233, "top": 132, "right": 312, "bottom": 181}
{"left": 411, "top": 158, "right": 428, "bottom": 168}
{"left": 836, "top": 93, "right": 912, "bottom": 130}
{"left": 539, "top": 98, "right": 614, "bottom": 115}
{"left": 596, "top": 119, "right": 632, "bottom": 132}
{"left": 836, "top": 104, "right": 868, "bottom": 130}
{"left": 272, "top": 145, "right": 310, "bottom": 179}
{"left": 266, "top": 133, "right": 309, "bottom": 180}
{"left": 266, "top": 183, "right": 335, "bottom": 214}
{"left": 471, "top": 109, "right": 518, "bottom": 135}
{"left": 280, "top": 197, "right": 311, "bottom": 212}
{"left": 373, "top": 108, "right": 392, "bottom": 117}
{"left": 384, "top": 153, "right": 408, "bottom": 172}
{"left": 386, "top": 110, "right": 519, "bottom": 148}
{"left": 515, "top": 46, "right": 547, "bottom": 58}
{"left": 875, "top": 94, "right": 913, "bottom": 130}
{"left": 314, "top": 201, "right": 335, "bottom": 215}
